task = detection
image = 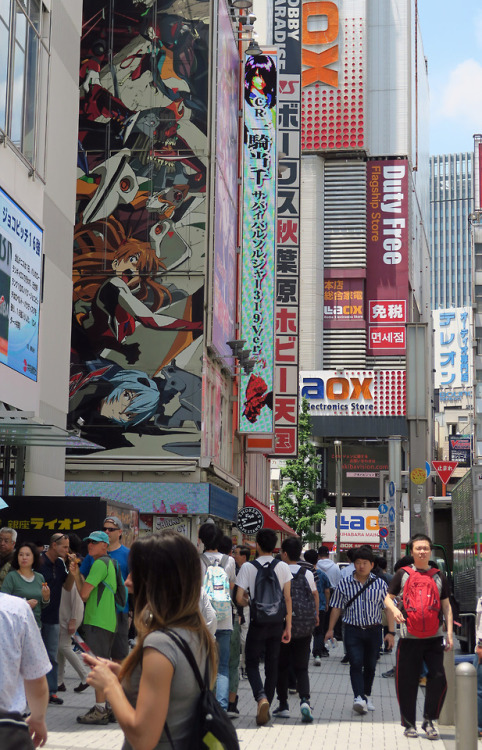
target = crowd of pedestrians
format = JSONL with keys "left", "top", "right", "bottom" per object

{"left": 0, "top": 523, "right": 458, "bottom": 749}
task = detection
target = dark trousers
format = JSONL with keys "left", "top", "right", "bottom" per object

{"left": 344, "top": 623, "right": 381, "bottom": 699}
{"left": 277, "top": 635, "right": 311, "bottom": 704}
{"left": 245, "top": 622, "right": 284, "bottom": 704}
{"left": 312, "top": 610, "right": 327, "bottom": 656}
{"left": 396, "top": 636, "right": 447, "bottom": 728}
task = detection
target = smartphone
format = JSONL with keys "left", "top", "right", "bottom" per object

{"left": 72, "top": 632, "right": 96, "bottom": 657}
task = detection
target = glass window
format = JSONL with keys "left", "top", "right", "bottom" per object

{"left": 0, "top": 0, "right": 49, "bottom": 173}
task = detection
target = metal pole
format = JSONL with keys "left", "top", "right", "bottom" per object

{"left": 455, "top": 661, "right": 477, "bottom": 750}
{"left": 334, "top": 440, "right": 342, "bottom": 563}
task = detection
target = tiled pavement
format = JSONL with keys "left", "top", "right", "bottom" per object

{"left": 43, "top": 640, "right": 457, "bottom": 750}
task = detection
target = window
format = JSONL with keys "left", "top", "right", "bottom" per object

{"left": 0, "top": 0, "right": 49, "bottom": 174}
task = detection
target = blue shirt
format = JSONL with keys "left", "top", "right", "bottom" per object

{"left": 330, "top": 573, "right": 388, "bottom": 627}
{"left": 80, "top": 545, "right": 130, "bottom": 613}
{"left": 38, "top": 554, "right": 68, "bottom": 624}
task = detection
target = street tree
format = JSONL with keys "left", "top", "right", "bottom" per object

{"left": 277, "top": 398, "right": 326, "bottom": 544}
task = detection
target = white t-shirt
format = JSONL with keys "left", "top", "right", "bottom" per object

{"left": 236, "top": 555, "right": 292, "bottom": 598}
{"left": 288, "top": 563, "right": 317, "bottom": 591}
{"left": 0, "top": 592, "right": 51, "bottom": 713}
{"left": 200, "top": 552, "right": 236, "bottom": 631}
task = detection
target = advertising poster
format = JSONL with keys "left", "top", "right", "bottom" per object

{"left": 326, "top": 444, "right": 388, "bottom": 496}
{"left": 324, "top": 278, "right": 364, "bottom": 323}
{"left": 366, "top": 159, "right": 409, "bottom": 355}
{"left": 301, "top": 369, "right": 406, "bottom": 417}
{"left": 211, "top": 0, "right": 239, "bottom": 365}
{"left": 0, "top": 187, "right": 42, "bottom": 380}
{"left": 448, "top": 435, "right": 472, "bottom": 467}
{"left": 239, "top": 53, "right": 277, "bottom": 434}
{"left": 70, "top": 0, "right": 209, "bottom": 457}
{"left": 301, "top": 0, "right": 366, "bottom": 151}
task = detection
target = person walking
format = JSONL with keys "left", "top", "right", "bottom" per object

{"left": 198, "top": 522, "right": 235, "bottom": 712}
{"left": 72, "top": 530, "right": 118, "bottom": 725}
{"left": 80, "top": 515, "right": 130, "bottom": 663}
{"left": 233, "top": 545, "right": 250, "bottom": 681}
{"left": 38, "top": 533, "right": 78, "bottom": 705}
{"left": 304, "top": 548, "right": 331, "bottom": 663}
{"left": 273, "top": 537, "right": 318, "bottom": 723}
{"left": 0, "top": 592, "right": 52, "bottom": 749}
{"left": 57, "top": 545, "right": 89, "bottom": 694}
{"left": 235, "top": 528, "right": 292, "bottom": 726}
{"left": 384, "top": 533, "right": 453, "bottom": 740}
{"left": 1, "top": 541, "right": 50, "bottom": 628}
{"left": 82, "top": 531, "right": 220, "bottom": 749}
{"left": 324, "top": 547, "right": 395, "bottom": 715}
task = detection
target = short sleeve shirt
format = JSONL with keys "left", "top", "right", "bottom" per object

{"left": 388, "top": 566, "right": 450, "bottom": 639}
{"left": 81, "top": 546, "right": 130, "bottom": 613}
{"left": 288, "top": 563, "right": 316, "bottom": 591}
{"left": 0, "top": 593, "right": 51, "bottom": 713}
{"left": 235, "top": 556, "right": 292, "bottom": 597}
{"left": 84, "top": 557, "right": 117, "bottom": 633}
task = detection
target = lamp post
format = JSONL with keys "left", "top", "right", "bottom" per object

{"left": 334, "top": 440, "right": 342, "bottom": 562}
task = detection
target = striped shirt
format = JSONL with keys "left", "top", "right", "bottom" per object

{"left": 330, "top": 573, "right": 388, "bottom": 627}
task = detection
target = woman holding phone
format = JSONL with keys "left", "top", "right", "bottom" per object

{"left": 1, "top": 541, "right": 50, "bottom": 627}
{"left": 83, "top": 531, "right": 218, "bottom": 750}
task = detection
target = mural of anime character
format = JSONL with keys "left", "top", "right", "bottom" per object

{"left": 72, "top": 0, "right": 209, "bottom": 457}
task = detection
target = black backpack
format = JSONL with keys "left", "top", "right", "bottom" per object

{"left": 249, "top": 559, "right": 286, "bottom": 625}
{"left": 164, "top": 631, "right": 240, "bottom": 750}
{"left": 99, "top": 555, "right": 127, "bottom": 612}
{"left": 290, "top": 567, "right": 317, "bottom": 639}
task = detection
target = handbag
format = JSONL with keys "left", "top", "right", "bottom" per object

{"left": 0, "top": 709, "right": 35, "bottom": 750}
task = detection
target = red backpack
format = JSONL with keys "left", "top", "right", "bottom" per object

{"left": 401, "top": 566, "right": 441, "bottom": 638}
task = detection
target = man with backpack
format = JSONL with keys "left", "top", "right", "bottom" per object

{"left": 273, "top": 538, "right": 318, "bottom": 723}
{"left": 198, "top": 522, "right": 236, "bottom": 712}
{"left": 384, "top": 533, "right": 453, "bottom": 741}
{"left": 71, "top": 531, "right": 118, "bottom": 725}
{"left": 324, "top": 547, "right": 395, "bottom": 716}
{"left": 235, "top": 528, "right": 292, "bottom": 726}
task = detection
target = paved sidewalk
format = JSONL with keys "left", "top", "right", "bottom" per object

{"left": 43, "top": 641, "right": 456, "bottom": 750}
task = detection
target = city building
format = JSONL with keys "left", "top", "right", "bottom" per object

{"left": 430, "top": 153, "right": 473, "bottom": 310}
{"left": 0, "top": 1, "right": 82, "bottom": 507}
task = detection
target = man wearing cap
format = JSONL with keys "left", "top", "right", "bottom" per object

{"left": 79, "top": 516, "right": 130, "bottom": 663}
{"left": 72, "top": 531, "right": 117, "bottom": 725}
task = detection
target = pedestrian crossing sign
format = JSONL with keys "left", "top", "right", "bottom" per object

{"left": 378, "top": 538, "right": 389, "bottom": 550}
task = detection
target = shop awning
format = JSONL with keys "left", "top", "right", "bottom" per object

{"left": 245, "top": 494, "right": 298, "bottom": 536}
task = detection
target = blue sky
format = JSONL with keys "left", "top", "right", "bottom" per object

{"left": 418, "top": 0, "right": 482, "bottom": 156}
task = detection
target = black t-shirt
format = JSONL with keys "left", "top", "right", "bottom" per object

{"left": 39, "top": 553, "right": 68, "bottom": 624}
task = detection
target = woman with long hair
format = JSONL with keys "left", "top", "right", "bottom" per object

{"left": 1, "top": 541, "right": 50, "bottom": 628}
{"left": 83, "top": 531, "right": 217, "bottom": 749}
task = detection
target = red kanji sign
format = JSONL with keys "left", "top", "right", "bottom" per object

{"left": 432, "top": 461, "right": 458, "bottom": 485}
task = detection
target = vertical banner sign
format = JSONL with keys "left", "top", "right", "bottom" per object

{"left": 433, "top": 307, "right": 473, "bottom": 389}
{"left": 301, "top": 0, "right": 366, "bottom": 152}
{"left": 271, "top": 0, "right": 302, "bottom": 456}
{"left": 366, "top": 159, "right": 409, "bottom": 356}
{"left": 475, "top": 135, "right": 482, "bottom": 212}
{"left": 239, "top": 54, "right": 278, "bottom": 433}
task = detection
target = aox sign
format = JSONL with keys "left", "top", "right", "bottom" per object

{"left": 301, "top": 371, "right": 374, "bottom": 414}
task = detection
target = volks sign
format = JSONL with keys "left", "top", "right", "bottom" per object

{"left": 301, "top": 370, "right": 406, "bottom": 416}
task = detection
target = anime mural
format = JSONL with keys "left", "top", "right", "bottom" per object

{"left": 70, "top": 0, "right": 210, "bottom": 457}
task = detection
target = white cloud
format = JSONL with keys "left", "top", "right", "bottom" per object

{"left": 476, "top": 10, "right": 482, "bottom": 48}
{"left": 438, "top": 59, "right": 482, "bottom": 127}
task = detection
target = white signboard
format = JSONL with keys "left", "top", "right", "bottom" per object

{"left": 321, "top": 507, "right": 410, "bottom": 546}
{"left": 433, "top": 307, "right": 473, "bottom": 390}
{"left": 300, "top": 370, "right": 405, "bottom": 417}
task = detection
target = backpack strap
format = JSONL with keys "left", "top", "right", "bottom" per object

{"left": 344, "top": 576, "right": 376, "bottom": 610}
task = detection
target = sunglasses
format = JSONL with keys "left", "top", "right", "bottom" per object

{"left": 102, "top": 527, "right": 119, "bottom": 532}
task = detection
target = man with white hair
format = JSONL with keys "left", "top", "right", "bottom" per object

{"left": 0, "top": 527, "right": 16, "bottom": 587}
{"left": 0, "top": 592, "right": 51, "bottom": 748}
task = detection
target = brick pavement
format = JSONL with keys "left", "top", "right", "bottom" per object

{"left": 43, "top": 640, "right": 456, "bottom": 750}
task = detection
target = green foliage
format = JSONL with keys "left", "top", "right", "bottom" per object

{"left": 277, "top": 398, "right": 326, "bottom": 544}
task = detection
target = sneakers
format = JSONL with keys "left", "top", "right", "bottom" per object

{"left": 382, "top": 667, "right": 395, "bottom": 678}
{"left": 366, "top": 697, "right": 375, "bottom": 711}
{"left": 421, "top": 719, "right": 439, "bottom": 740}
{"left": 300, "top": 701, "right": 314, "bottom": 723}
{"left": 240, "top": 667, "right": 248, "bottom": 680}
{"left": 341, "top": 654, "right": 350, "bottom": 665}
{"left": 256, "top": 698, "right": 270, "bottom": 726}
{"left": 272, "top": 704, "right": 290, "bottom": 719}
{"left": 57, "top": 683, "right": 66, "bottom": 692}
{"left": 403, "top": 725, "right": 418, "bottom": 738}
{"left": 314, "top": 656, "right": 321, "bottom": 666}
{"left": 320, "top": 650, "right": 330, "bottom": 658}
{"left": 353, "top": 696, "right": 367, "bottom": 715}
{"left": 227, "top": 698, "right": 239, "bottom": 718}
{"left": 49, "top": 694, "right": 63, "bottom": 705}
{"left": 77, "top": 705, "right": 109, "bottom": 725}
{"left": 73, "top": 682, "right": 89, "bottom": 693}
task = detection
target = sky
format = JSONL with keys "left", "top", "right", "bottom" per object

{"left": 418, "top": 0, "right": 482, "bottom": 156}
